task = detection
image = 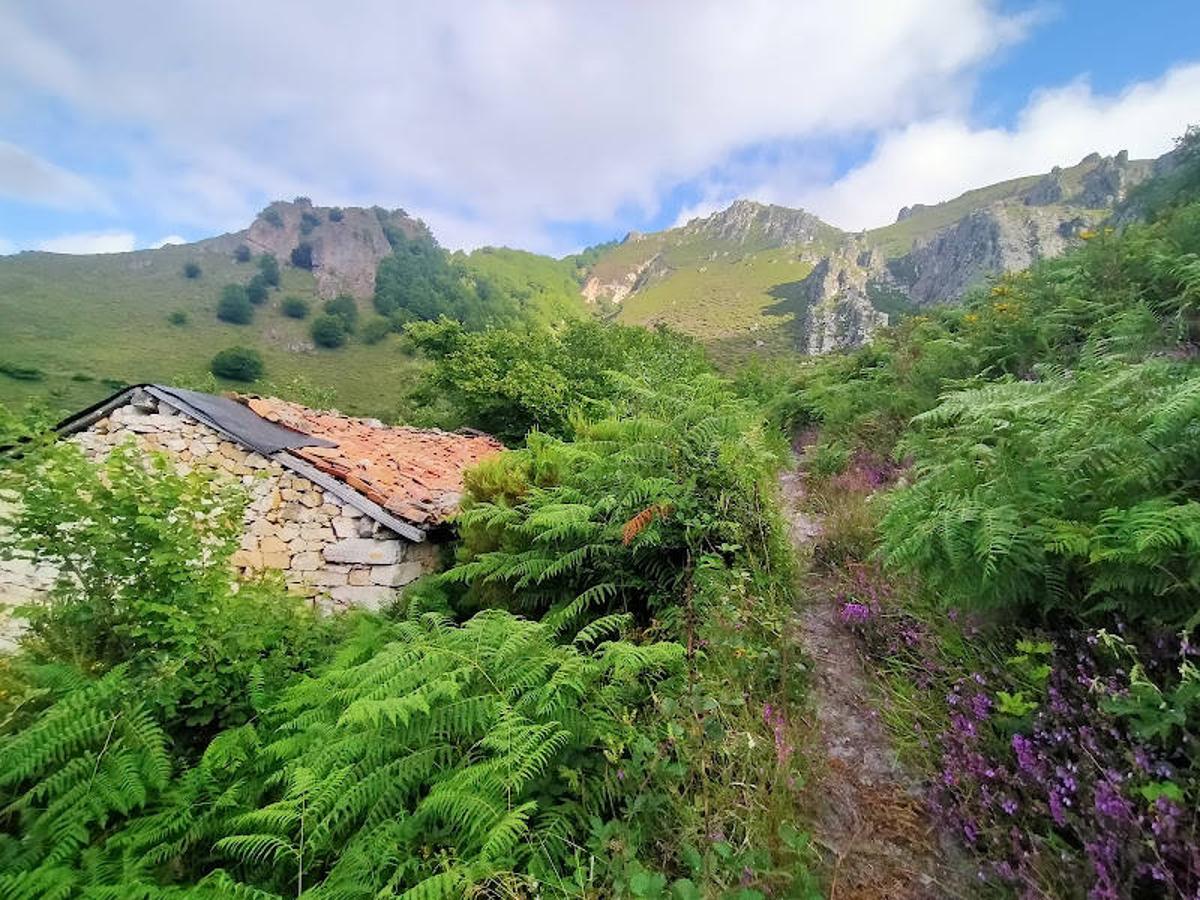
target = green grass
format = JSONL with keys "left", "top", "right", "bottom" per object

{"left": 0, "top": 241, "right": 424, "bottom": 419}
{"left": 617, "top": 247, "right": 816, "bottom": 341}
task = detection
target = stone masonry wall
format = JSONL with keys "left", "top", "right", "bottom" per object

{"left": 5, "top": 393, "right": 437, "bottom": 614}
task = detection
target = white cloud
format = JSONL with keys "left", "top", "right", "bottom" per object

{"left": 0, "top": 140, "right": 109, "bottom": 210}
{"left": 0, "top": 238, "right": 16, "bottom": 256}
{"left": 37, "top": 230, "right": 136, "bottom": 254}
{"left": 153, "top": 234, "right": 186, "bottom": 247}
{"left": 0, "top": 1, "right": 1029, "bottom": 251}
{"left": 796, "top": 63, "right": 1200, "bottom": 231}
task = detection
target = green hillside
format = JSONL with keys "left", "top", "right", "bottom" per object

{"left": 455, "top": 246, "right": 585, "bottom": 325}
{"left": 617, "top": 247, "right": 816, "bottom": 355}
{"left": 0, "top": 242, "right": 424, "bottom": 419}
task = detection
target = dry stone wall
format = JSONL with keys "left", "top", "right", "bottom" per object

{"left": 53, "top": 395, "right": 436, "bottom": 612}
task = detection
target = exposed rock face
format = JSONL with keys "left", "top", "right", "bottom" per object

{"left": 0, "top": 396, "right": 438, "bottom": 616}
{"left": 903, "top": 204, "right": 1073, "bottom": 305}
{"left": 1079, "top": 155, "right": 1138, "bottom": 207}
{"left": 896, "top": 203, "right": 929, "bottom": 222}
{"left": 581, "top": 252, "right": 667, "bottom": 305}
{"left": 796, "top": 244, "right": 890, "bottom": 353}
{"left": 1024, "top": 171, "right": 1065, "bottom": 206}
{"left": 244, "top": 200, "right": 427, "bottom": 300}
{"left": 681, "top": 199, "right": 829, "bottom": 246}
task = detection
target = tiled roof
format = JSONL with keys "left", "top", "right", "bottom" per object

{"left": 243, "top": 397, "right": 504, "bottom": 527}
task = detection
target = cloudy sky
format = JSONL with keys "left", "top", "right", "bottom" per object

{"left": 1, "top": 1, "right": 1197, "bottom": 257}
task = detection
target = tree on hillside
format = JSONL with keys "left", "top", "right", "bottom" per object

{"left": 210, "top": 346, "right": 264, "bottom": 382}
{"left": 217, "top": 284, "right": 253, "bottom": 324}
{"left": 290, "top": 242, "right": 313, "bottom": 270}
{"left": 182, "top": 261, "right": 201, "bottom": 279}
{"left": 233, "top": 243, "right": 251, "bottom": 263}
{"left": 310, "top": 314, "right": 347, "bottom": 348}
{"left": 359, "top": 315, "right": 392, "bottom": 344}
{"left": 246, "top": 273, "right": 269, "bottom": 305}
{"left": 374, "top": 232, "right": 518, "bottom": 329}
{"left": 281, "top": 296, "right": 310, "bottom": 318}
{"left": 323, "top": 294, "right": 358, "bottom": 331}
{"left": 258, "top": 253, "right": 280, "bottom": 287}
{"left": 259, "top": 206, "right": 284, "bottom": 228}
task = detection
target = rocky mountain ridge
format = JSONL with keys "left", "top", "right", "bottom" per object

{"left": 584, "top": 149, "right": 1163, "bottom": 353}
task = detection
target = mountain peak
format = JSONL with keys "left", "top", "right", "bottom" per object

{"left": 685, "top": 199, "right": 836, "bottom": 247}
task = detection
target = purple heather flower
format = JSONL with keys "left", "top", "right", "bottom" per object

{"left": 838, "top": 602, "right": 871, "bottom": 625}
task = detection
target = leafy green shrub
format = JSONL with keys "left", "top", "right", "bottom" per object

{"left": 167, "top": 310, "right": 189, "bottom": 326}
{"left": 216, "top": 284, "right": 253, "bottom": 324}
{"left": 280, "top": 295, "right": 309, "bottom": 318}
{"left": 182, "top": 261, "right": 201, "bottom": 279}
{"left": 299, "top": 210, "right": 321, "bottom": 235}
{"left": 290, "top": 241, "right": 313, "bottom": 270}
{"left": 405, "top": 317, "right": 707, "bottom": 442}
{"left": 257, "top": 252, "right": 280, "bottom": 287}
{"left": 0, "top": 442, "right": 330, "bottom": 735}
{"left": 310, "top": 313, "right": 347, "bottom": 348}
{"left": 359, "top": 314, "right": 392, "bottom": 344}
{"left": 322, "top": 293, "right": 358, "bottom": 331}
{"left": 233, "top": 243, "right": 251, "bottom": 263}
{"left": 328, "top": 206, "right": 344, "bottom": 222}
{"left": 246, "top": 272, "right": 269, "bottom": 305}
{"left": 259, "top": 206, "right": 283, "bottom": 228}
{"left": 209, "top": 346, "right": 264, "bottom": 382}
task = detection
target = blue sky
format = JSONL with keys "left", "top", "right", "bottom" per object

{"left": 1, "top": 1, "right": 1197, "bottom": 257}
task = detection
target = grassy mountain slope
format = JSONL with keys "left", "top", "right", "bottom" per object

{"left": 617, "top": 247, "right": 816, "bottom": 350}
{"left": 455, "top": 246, "right": 585, "bottom": 325}
{"left": 0, "top": 241, "right": 422, "bottom": 418}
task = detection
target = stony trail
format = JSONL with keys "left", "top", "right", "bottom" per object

{"left": 780, "top": 465, "right": 970, "bottom": 900}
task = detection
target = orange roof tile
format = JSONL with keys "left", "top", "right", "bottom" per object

{"left": 242, "top": 396, "right": 504, "bottom": 526}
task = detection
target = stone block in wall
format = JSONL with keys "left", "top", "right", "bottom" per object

{"left": 323, "top": 538, "right": 403, "bottom": 565}
{"left": 291, "top": 551, "right": 322, "bottom": 572}
{"left": 369, "top": 561, "right": 427, "bottom": 587}
{"left": 231, "top": 549, "right": 262, "bottom": 569}
{"left": 262, "top": 550, "right": 290, "bottom": 569}
{"left": 311, "top": 569, "right": 351, "bottom": 587}
{"left": 329, "top": 585, "right": 396, "bottom": 612}
{"left": 259, "top": 535, "right": 289, "bottom": 556}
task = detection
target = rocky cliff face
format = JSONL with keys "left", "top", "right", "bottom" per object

{"left": 902, "top": 203, "right": 1073, "bottom": 305}
{"left": 795, "top": 150, "right": 1158, "bottom": 345}
{"left": 244, "top": 200, "right": 427, "bottom": 300}
{"left": 796, "top": 244, "right": 890, "bottom": 354}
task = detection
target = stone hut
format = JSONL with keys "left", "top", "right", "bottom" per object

{"left": 2, "top": 385, "right": 503, "bottom": 613}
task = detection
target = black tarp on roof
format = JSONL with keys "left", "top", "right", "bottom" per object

{"left": 57, "top": 384, "right": 336, "bottom": 457}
